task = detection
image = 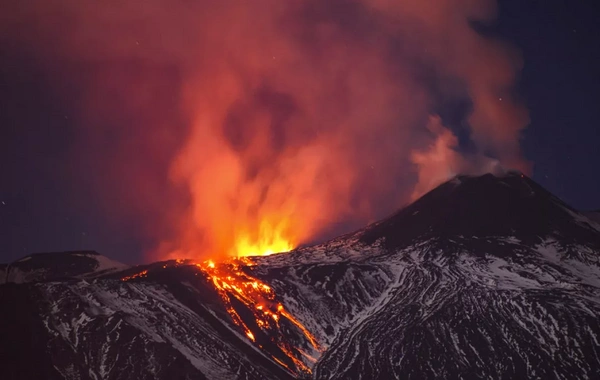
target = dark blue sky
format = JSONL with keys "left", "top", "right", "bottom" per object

{"left": 1, "top": 0, "right": 599, "bottom": 263}
{"left": 498, "top": 0, "right": 600, "bottom": 212}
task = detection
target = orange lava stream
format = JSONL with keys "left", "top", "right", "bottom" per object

{"left": 121, "top": 257, "right": 321, "bottom": 375}
{"left": 280, "top": 309, "right": 320, "bottom": 350}
{"left": 121, "top": 270, "right": 148, "bottom": 282}
{"left": 194, "top": 257, "right": 321, "bottom": 375}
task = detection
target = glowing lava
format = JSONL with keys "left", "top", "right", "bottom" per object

{"left": 121, "top": 270, "right": 148, "bottom": 282}
{"left": 120, "top": 247, "right": 320, "bottom": 375}
{"left": 194, "top": 257, "right": 321, "bottom": 375}
{"left": 233, "top": 222, "right": 294, "bottom": 257}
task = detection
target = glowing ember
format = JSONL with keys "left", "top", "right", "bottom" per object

{"left": 121, "top": 270, "right": 148, "bottom": 282}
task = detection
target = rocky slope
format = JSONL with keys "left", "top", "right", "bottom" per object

{"left": 1, "top": 172, "right": 599, "bottom": 379}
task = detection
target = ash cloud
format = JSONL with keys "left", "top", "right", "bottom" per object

{"left": 1, "top": 0, "right": 530, "bottom": 260}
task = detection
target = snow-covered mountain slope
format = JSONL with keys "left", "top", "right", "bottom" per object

{"left": 3, "top": 251, "right": 129, "bottom": 284}
{"left": 37, "top": 278, "right": 293, "bottom": 380}
{"left": 1, "top": 172, "right": 599, "bottom": 379}
{"left": 1, "top": 262, "right": 297, "bottom": 380}
{"left": 255, "top": 172, "right": 600, "bottom": 379}
{"left": 252, "top": 258, "right": 396, "bottom": 348}
{"left": 313, "top": 238, "right": 600, "bottom": 379}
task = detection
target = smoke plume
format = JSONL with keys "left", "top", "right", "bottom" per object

{"left": 1, "top": 0, "right": 530, "bottom": 260}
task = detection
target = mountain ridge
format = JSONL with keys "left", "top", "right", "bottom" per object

{"left": 2, "top": 250, "right": 129, "bottom": 284}
{"left": 3, "top": 172, "right": 598, "bottom": 270}
{"left": 1, "top": 172, "right": 600, "bottom": 379}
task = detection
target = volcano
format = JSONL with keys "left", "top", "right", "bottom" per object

{"left": 2, "top": 171, "right": 600, "bottom": 379}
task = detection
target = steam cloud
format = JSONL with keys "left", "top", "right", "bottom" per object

{"left": 1, "top": 0, "right": 530, "bottom": 260}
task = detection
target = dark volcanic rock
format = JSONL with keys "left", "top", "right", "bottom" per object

{"left": 0, "top": 283, "right": 62, "bottom": 380}
{"left": 4, "top": 250, "right": 128, "bottom": 284}
{"left": 360, "top": 171, "right": 600, "bottom": 249}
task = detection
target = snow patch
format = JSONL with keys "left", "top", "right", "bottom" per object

{"left": 91, "top": 255, "right": 129, "bottom": 274}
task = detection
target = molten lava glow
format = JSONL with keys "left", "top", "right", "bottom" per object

{"left": 190, "top": 258, "right": 319, "bottom": 375}
{"left": 121, "top": 270, "right": 148, "bottom": 282}
{"left": 234, "top": 229, "right": 294, "bottom": 257}
{"left": 118, "top": 257, "right": 320, "bottom": 375}
{"left": 119, "top": 258, "right": 319, "bottom": 374}
{"left": 3, "top": 0, "right": 534, "bottom": 268}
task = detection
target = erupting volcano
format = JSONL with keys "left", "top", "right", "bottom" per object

{"left": 0, "top": 0, "right": 535, "bottom": 266}
{"left": 6, "top": 0, "right": 600, "bottom": 378}
{"left": 2, "top": 173, "right": 600, "bottom": 380}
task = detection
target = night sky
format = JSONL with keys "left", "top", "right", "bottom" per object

{"left": 1, "top": 0, "right": 599, "bottom": 264}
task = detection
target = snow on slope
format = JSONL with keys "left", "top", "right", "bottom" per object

{"left": 38, "top": 278, "right": 292, "bottom": 380}
{"left": 2, "top": 173, "right": 600, "bottom": 379}
{"left": 313, "top": 237, "right": 600, "bottom": 380}
{"left": 73, "top": 253, "right": 129, "bottom": 276}
{"left": 253, "top": 173, "right": 600, "bottom": 379}
{"left": 253, "top": 232, "right": 386, "bottom": 267}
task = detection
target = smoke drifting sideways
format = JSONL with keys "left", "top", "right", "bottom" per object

{"left": 1, "top": 0, "right": 530, "bottom": 261}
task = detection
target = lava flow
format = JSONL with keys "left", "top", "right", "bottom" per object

{"left": 122, "top": 256, "right": 322, "bottom": 375}
{"left": 120, "top": 270, "right": 148, "bottom": 282}
{"left": 194, "top": 257, "right": 321, "bottom": 375}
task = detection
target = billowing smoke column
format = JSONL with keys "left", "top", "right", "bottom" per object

{"left": 1, "top": 0, "right": 530, "bottom": 260}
